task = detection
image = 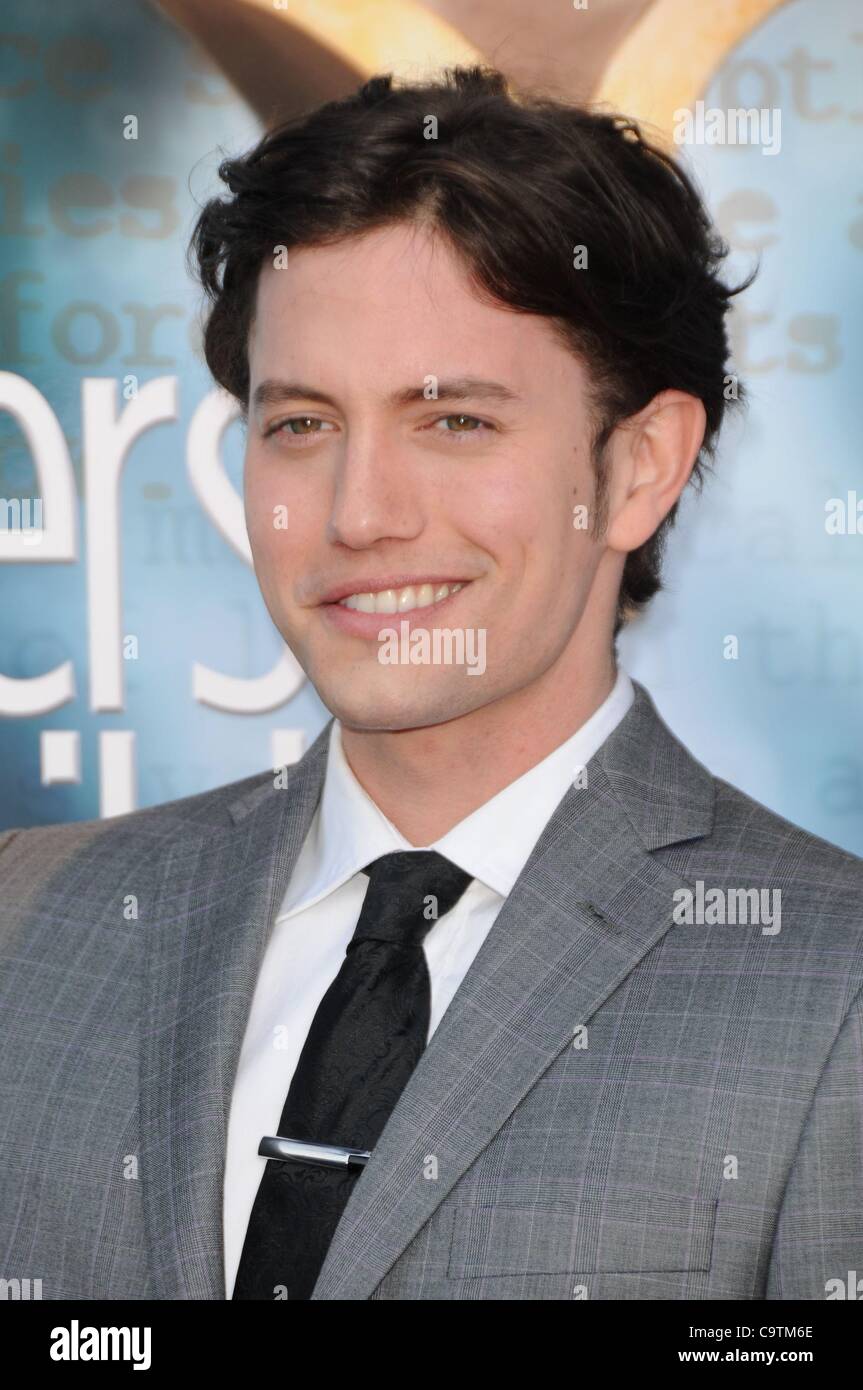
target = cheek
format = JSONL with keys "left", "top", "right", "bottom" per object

{"left": 466, "top": 461, "right": 537, "bottom": 529}
{"left": 469, "top": 468, "right": 572, "bottom": 577}
{"left": 245, "top": 456, "right": 307, "bottom": 558}
{"left": 243, "top": 454, "right": 273, "bottom": 534}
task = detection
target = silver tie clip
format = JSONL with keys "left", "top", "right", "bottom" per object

{"left": 258, "top": 1135, "right": 371, "bottom": 1170}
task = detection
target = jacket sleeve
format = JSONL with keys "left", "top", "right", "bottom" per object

{"left": 766, "top": 984, "right": 863, "bottom": 1299}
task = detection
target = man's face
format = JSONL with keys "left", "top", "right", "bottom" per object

{"left": 244, "top": 221, "right": 612, "bottom": 731}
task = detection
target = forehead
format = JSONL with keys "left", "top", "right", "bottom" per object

{"left": 248, "top": 222, "right": 579, "bottom": 394}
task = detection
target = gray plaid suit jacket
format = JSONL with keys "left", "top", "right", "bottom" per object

{"left": 1, "top": 680, "right": 862, "bottom": 1300}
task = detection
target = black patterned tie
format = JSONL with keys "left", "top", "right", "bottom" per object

{"left": 232, "top": 849, "right": 473, "bottom": 1300}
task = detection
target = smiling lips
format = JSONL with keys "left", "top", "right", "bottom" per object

{"left": 338, "top": 581, "right": 466, "bottom": 614}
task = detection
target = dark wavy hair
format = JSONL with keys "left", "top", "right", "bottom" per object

{"left": 188, "top": 65, "right": 752, "bottom": 633}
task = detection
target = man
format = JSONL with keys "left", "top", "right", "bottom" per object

{"left": 1, "top": 66, "right": 861, "bottom": 1302}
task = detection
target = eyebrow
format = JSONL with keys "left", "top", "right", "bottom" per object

{"left": 250, "top": 376, "right": 523, "bottom": 414}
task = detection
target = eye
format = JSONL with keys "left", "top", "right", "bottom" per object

{"left": 426, "top": 413, "right": 493, "bottom": 439}
{"left": 263, "top": 415, "right": 336, "bottom": 441}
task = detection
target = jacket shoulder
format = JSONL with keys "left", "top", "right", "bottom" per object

{"left": 0, "top": 767, "right": 275, "bottom": 863}
{"left": 710, "top": 774, "right": 863, "bottom": 881}
{"left": 664, "top": 773, "right": 863, "bottom": 961}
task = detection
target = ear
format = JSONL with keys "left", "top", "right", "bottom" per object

{"left": 603, "top": 390, "right": 707, "bottom": 556}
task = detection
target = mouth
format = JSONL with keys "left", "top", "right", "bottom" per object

{"left": 319, "top": 578, "right": 473, "bottom": 640}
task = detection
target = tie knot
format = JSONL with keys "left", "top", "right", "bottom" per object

{"left": 352, "top": 850, "right": 473, "bottom": 950}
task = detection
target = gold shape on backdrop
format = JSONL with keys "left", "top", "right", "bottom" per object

{"left": 596, "top": 0, "right": 792, "bottom": 145}
{"left": 156, "top": 0, "right": 796, "bottom": 138}
{"left": 156, "top": 0, "right": 484, "bottom": 125}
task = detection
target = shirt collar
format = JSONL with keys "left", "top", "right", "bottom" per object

{"left": 276, "top": 666, "right": 634, "bottom": 920}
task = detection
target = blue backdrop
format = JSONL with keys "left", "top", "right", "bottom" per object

{"left": 1, "top": 0, "right": 861, "bottom": 857}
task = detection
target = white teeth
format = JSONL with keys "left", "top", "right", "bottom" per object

{"left": 397, "top": 586, "right": 417, "bottom": 612}
{"left": 375, "top": 589, "right": 398, "bottom": 614}
{"left": 340, "top": 581, "right": 465, "bottom": 612}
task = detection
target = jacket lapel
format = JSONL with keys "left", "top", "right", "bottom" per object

{"left": 138, "top": 721, "right": 332, "bottom": 1298}
{"left": 313, "top": 682, "right": 715, "bottom": 1299}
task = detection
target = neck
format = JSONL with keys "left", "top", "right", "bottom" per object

{"left": 339, "top": 643, "right": 617, "bottom": 845}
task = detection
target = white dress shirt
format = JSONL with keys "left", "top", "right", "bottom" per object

{"left": 223, "top": 666, "right": 634, "bottom": 1294}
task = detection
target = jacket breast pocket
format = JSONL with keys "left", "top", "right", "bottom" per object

{"left": 448, "top": 1192, "right": 717, "bottom": 1277}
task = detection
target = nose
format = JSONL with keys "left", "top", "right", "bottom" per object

{"left": 326, "top": 426, "right": 426, "bottom": 549}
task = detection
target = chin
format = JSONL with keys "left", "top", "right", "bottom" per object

{"left": 319, "top": 679, "right": 487, "bottom": 733}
